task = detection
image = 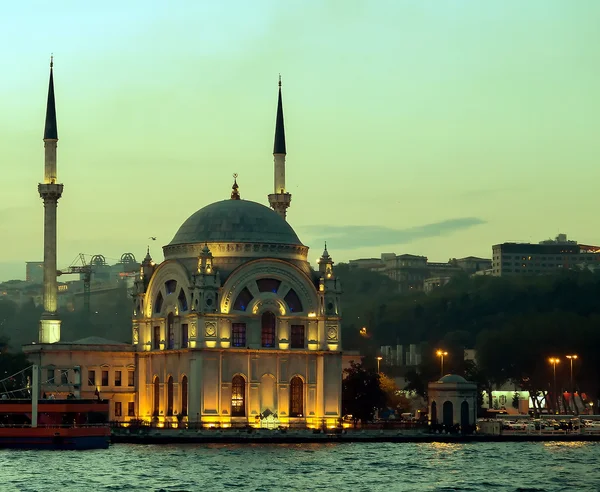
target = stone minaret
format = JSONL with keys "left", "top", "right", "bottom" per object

{"left": 38, "top": 57, "right": 63, "bottom": 344}
{"left": 268, "top": 76, "right": 292, "bottom": 219}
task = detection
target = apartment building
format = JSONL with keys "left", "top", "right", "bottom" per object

{"left": 492, "top": 234, "right": 600, "bottom": 276}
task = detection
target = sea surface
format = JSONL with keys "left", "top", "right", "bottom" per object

{"left": 1, "top": 442, "right": 599, "bottom": 491}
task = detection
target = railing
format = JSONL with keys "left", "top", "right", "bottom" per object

{"left": 110, "top": 419, "right": 429, "bottom": 432}
{"left": 0, "top": 423, "right": 109, "bottom": 429}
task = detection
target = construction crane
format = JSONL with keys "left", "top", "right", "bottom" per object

{"left": 58, "top": 253, "right": 92, "bottom": 313}
{"left": 58, "top": 253, "right": 141, "bottom": 314}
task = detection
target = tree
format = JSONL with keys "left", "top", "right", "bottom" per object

{"left": 380, "top": 373, "right": 412, "bottom": 413}
{"left": 512, "top": 391, "right": 520, "bottom": 410}
{"left": 342, "top": 360, "right": 386, "bottom": 426}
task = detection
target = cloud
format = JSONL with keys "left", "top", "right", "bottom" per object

{"left": 298, "top": 217, "right": 486, "bottom": 250}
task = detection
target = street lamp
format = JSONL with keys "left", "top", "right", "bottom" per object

{"left": 548, "top": 357, "right": 560, "bottom": 414}
{"left": 566, "top": 355, "right": 578, "bottom": 390}
{"left": 376, "top": 356, "right": 383, "bottom": 373}
{"left": 436, "top": 350, "right": 448, "bottom": 378}
{"left": 566, "top": 355, "right": 578, "bottom": 413}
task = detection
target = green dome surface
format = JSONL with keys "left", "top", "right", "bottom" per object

{"left": 169, "top": 200, "right": 302, "bottom": 246}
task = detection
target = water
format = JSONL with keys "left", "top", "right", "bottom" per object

{"left": 1, "top": 442, "right": 599, "bottom": 491}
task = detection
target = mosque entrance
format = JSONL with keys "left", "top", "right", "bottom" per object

{"left": 442, "top": 401, "right": 453, "bottom": 427}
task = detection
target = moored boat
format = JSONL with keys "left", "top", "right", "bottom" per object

{"left": 0, "top": 364, "right": 110, "bottom": 450}
{"left": 0, "top": 399, "right": 110, "bottom": 449}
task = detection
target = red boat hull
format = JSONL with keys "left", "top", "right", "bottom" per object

{"left": 0, "top": 426, "right": 110, "bottom": 450}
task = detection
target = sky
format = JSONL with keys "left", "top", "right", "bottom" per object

{"left": 1, "top": 0, "right": 599, "bottom": 280}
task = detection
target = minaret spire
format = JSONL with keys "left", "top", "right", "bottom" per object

{"left": 273, "top": 74, "right": 286, "bottom": 155}
{"left": 44, "top": 56, "right": 58, "bottom": 142}
{"left": 268, "top": 75, "right": 292, "bottom": 219}
{"left": 38, "top": 56, "right": 64, "bottom": 343}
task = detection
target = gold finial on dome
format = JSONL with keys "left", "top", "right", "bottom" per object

{"left": 231, "top": 173, "right": 240, "bottom": 200}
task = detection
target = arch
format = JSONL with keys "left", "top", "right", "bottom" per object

{"left": 181, "top": 375, "right": 188, "bottom": 416}
{"left": 143, "top": 260, "right": 193, "bottom": 318}
{"left": 289, "top": 376, "right": 304, "bottom": 417}
{"left": 231, "top": 375, "right": 246, "bottom": 417}
{"left": 430, "top": 400, "right": 437, "bottom": 424}
{"left": 460, "top": 400, "right": 470, "bottom": 431}
{"left": 220, "top": 259, "right": 319, "bottom": 315}
{"left": 261, "top": 311, "right": 276, "bottom": 348}
{"left": 166, "top": 376, "right": 174, "bottom": 416}
{"left": 153, "top": 376, "right": 160, "bottom": 416}
{"left": 442, "top": 400, "right": 453, "bottom": 427}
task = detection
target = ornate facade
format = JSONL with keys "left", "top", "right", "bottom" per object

{"left": 132, "top": 192, "right": 343, "bottom": 428}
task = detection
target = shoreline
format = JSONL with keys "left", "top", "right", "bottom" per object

{"left": 111, "top": 429, "right": 600, "bottom": 444}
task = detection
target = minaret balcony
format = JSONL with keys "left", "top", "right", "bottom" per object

{"left": 38, "top": 183, "right": 63, "bottom": 199}
{"left": 268, "top": 192, "right": 291, "bottom": 205}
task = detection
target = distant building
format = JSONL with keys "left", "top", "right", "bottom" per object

{"left": 424, "top": 276, "right": 452, "bottom": 293}
{"left": 25, "top": 262, "right": 44, "bottom": 283}
{"left": 349, "top": 253, "right": 491, "bottom": 293}
{"left": 380, "top": 344, "right": 422, "bottom": 367}
{"left": 491, "top": 234, "right": 600, "bottom": 276}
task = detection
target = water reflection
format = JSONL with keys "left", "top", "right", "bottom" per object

{"left": 1, "top": 442, "right": 598, "bottom": 491}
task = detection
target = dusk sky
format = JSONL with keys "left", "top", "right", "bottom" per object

{"left": 1, "top": 0, "right": 599, "bottom": 281}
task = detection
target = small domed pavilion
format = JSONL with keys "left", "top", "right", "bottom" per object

{"left": 428, "top": 374, "right": 478, "bottom": 433}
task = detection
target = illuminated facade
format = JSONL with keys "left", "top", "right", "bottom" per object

{"left": 24, "top": 75, "right": 343, "bottom": 428}
{"left": 131, "top": 184, "right": 343, "bottom": 427}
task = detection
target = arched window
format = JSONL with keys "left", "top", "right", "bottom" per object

{"left": 153, "top": 376, "right": 160, "bottom": 416}
{"left": 284, "top": 289, "right": 303, "bottom": 313}
{"left": 261, "top": 311, "right": 276, "bottom": 348}
{"left": 181, "top": 376, "right": 188, "bottom": 416}
{"left": 233, "top": 287, "right": 254, "bottom": 311}
{"left": 443, "top": 400, "right": 453, "bottom": 427}
{"left": 167, "top": 376, "right": 174, "bottom": 416}
{"left": 155, "top": 292, "right": 164, "bottom": 314}
{"left": 231, "top": 375, "right": 246, "bottom": 417}
{"left": 256, "top": 278, "right": 281, "bottom": 293}
{"left": 167, "top": 313, "right": 175, "bottom": 349}
{"left": 165, "top": 280, "right": 177, "bottom": 294}
{"left": 178, "top": 289, "right": 188, "bottom": 312}
{"left": 289, "top": 376, "right": 303, "bottom": 417}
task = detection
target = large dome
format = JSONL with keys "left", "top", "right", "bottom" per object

{"left": 169, "top": 199, "right": 302, "bottom": 246}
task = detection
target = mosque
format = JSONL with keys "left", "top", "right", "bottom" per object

{"left": 23, "top": 63, "right": 343, "bottom": 429}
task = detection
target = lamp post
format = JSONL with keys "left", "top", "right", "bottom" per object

{"left": 376, "top": 356, "right": 383, "bottom": 374}
{"left": 436, "top": 350, "right": 448, "bottom": 378}
{"left": 548, "top": 357, "right": 560, "bottom": 414}
{"left": 566, "top": 355, "right": 578, "bottom": 414}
